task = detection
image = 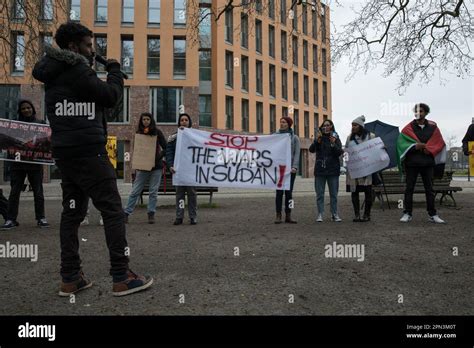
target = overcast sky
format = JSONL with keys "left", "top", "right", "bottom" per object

{"left": 329, "top": 2, "right": 473, "bottom": 147}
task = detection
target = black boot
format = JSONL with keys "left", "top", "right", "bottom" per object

{"left": 351, "top": 192, "right": 361, "bottom": 222}
{"left": 274, "top": 212, "right": 282, "bottom": 224}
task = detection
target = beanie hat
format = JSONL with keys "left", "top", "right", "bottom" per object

{"left": 352, "top": 115, "right": 365, "bottom": 128}
{"left": 281, "top": 116, "right": 293, "bottom": 128}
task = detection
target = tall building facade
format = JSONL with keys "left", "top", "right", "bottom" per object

{"left": 0, "top": 0, "right": 332, "bottom": 182}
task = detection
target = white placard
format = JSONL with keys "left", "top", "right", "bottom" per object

{"left": 346, "top": 137, "right": 390, "bottom": 179}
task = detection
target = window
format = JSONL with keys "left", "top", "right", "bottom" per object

{"left": 225, "top": 96, "right": 234, "bottom": 129}
{"left": 322, "top": 48, "right": 327, "bottom": 76}
{"left": 121, "top": 36, "right": 134, "bottom": 74}
{"left": 312, "top": 7, "right": 317, "bottom": 40}
{"left": 281, "top": 68, "right": 288, "bottom": 100}
{"left": 280, "top": 0, "right": 286, "bottom": 25}
{"left": 241, "top": 99, "right": 249, "bottom": 132}
{"left": 269, "top": 25, "right": 275, "bottom": 58}
{"left": 314, "top": 113, "right": 319, "bottom": 131}
{"left": 323, "top": 114, "right": 328, "bottom": 121}
{"left": 69, "top": 0, "right": 80, "bottom": 20}
{"left": 303, "top": 76, "right": 309, "bottom": 105}
{"left": 268, "top": 0, "right": 275, "bottom": 19}
{"left": 40, "top": 33, "right": 53, "bottom": 56}
{"left": 41, "top": 0, "right": 53, "bottom": 20}
{"left": 255, "top": 0, "right": 262, "bottom": 14}
{"left": 294, "top": 109, "right": 299, "bottom": 136}
{"left": 304, "top": 111, "right": 309, "bottom": 138}
{"left": 0, "top": 85, "right": 20, "bottom": 120}
{"left": 174, "top": 0, "right": 186, "bottom": 26}
{"left": 96, "top": 0, "right": 107, "bottom": 22}
{"left": 122, "top": 0, "right": 134, "bottom": 23}
{"left": 241, "top": 13, "right": 248, "bottom": 48}
{"left": 255, "top": 20, "right": 262, "bottom": 54}
{"left": 147, "top": 36, "right": 160, "bottom": 76}
{"left": 11, "top": 33, "right": 24, "bottom": 74}
{"left": 225, "top": 7, "right": 233, "bottom": 43}
{"left": 282, "top": 106, "right": 288, "bottom": 118}
{"left": 256, "top": 60, "right": 263, "bottom": 95}
{"left": 302, "top": 5, "right": 308, "bottom": 34}
{"left": 321, "top": 4, "right": 327, "bottom": 42}
{"left": 148, "top": 0, "right": 160, "bottom": 24}
{"left": 173, "top": 37, "right": 186, "bottom": 78}
{"left": 108, "top": 87, "right": 130, "bottom": 123}
{"left": 12, "top": 0, "right": 25, "bottom": 20}
{"left": 95, "top": 35, "right": 107, "bottom": 73}
{"left": 199, "top": 50, "right": 211, "bottom": 81}
{"left": 293, "top": 72, "right": 299, "bottom": 102}
{"left": 292, "top": 35, "right": 298, "bottom": 66}
{"left": 292, "top": 4, "right": 297, "bottom": 31}
{"left": 199, "top": 95, "right": 212, "bottom": 127}
{"left": 312, "top": 44, "right": 318, "bottom": 73}
{"left": 303, "top": 40, "right": 308, "bottom": 70}
{"left": 241, "top": 55, "right": 249, "bottom": 91}
{"left": 225, "top": 50, "right": 233, "bottom": 87}
{"left": 150, "top": 87, "right": 183, "bottom": 123}
{"left": 199, "top": 6, "right": 211, "bottom": 48}
{"left": 313, "top": 78, "right": 319, "bottom": 107}
{"left": 280, "top": 30, "right": 287, "bottom": 62}
{"left": 256, "top": 102, "right": 263, "bottom": 133}
{"left": 270, "top": 104, "right": 276, "bottom": 133}
{"left": 269, "top": 64, "right": 276, "bottom": 98}
{"left": 322, "top": 81, "right": 328, "bottom": 109}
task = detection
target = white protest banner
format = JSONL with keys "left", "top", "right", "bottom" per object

{"left": 346, "top": 137, "right": 390, "bottom": 179}
{"left": 173, "top": 128, "right": 292, "bottom": 190}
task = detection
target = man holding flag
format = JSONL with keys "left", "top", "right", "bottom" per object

{"left": 396, "top": 103, "right": 446, "bottom": 224}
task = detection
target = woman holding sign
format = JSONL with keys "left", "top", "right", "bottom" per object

{"left": 345, "top": 116, "right": 375, "bottom": 222}
{"left": 124, "top": 113, "right": 166, "bottom": 224}
{"left": 274, "top": 116, "right": 300, "bottom": 224}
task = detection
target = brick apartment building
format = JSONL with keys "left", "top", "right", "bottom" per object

{"left": 0, "top": 0, "right": 332, "bottom": 183}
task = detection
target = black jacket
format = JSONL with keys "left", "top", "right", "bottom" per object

{"left": 165, "top": 115, "right": 193, "bottom": 169}
{"left": 405, "top": 120, "right": 436, "bottom": 167}
{"left": 32, "top": 46, "right": 123, "bottom": 159}
{"left": 309, "top": 134, "right": 343, "bottom": 176}
{"left": 462, "top": 124, "right": 474, "bottom": 156}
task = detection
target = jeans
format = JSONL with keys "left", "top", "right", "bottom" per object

{"left": 275, "top": 173, "right": 296, "bottom": 214}
{"left": 124, "top": 169, "right": 163, "bottom": 215}
{"left": 55, "top": 154, "right": 129, "bottom": 282}
{"left": 315, "top": 175, "right": 339, "bottom": 215}
{"left": 404, "top": 165, "right": 436, "bottom": 216}
{"left": 176, "top": 186, "right": 197, "bottom": 219}
{"left": 7, "top": 169, "right": 45, "bottom": 221}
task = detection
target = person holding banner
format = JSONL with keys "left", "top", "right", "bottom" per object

{"left": 1, "top": 100, "right": 49, "bottom": 230}
{"left": 274, "top": 117, "right": 300, "bottom": 224}
{"left": 166, "top": 113, "right": 198, "bottom": 225}
{"left": 309, "top": 119, "right": 343, "bottom": 222}
{"left": 124, "top": 112, "right": 166, "bottom": 224}
{"left": 345, "top": 116, "right": 375, "bottom": 222}
{"left": 397, "top": 103, "right": 446, "bottom": 224}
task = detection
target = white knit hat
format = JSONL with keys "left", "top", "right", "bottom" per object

{"left": 352, "top": 115, "right": 366, "bottom": 128}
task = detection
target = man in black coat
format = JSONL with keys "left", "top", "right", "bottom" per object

{"left": 1, "top": 100, "right": 49, "bottom": 230}
{"left": 32, "top": 22, "right": 152, "bottom": 297}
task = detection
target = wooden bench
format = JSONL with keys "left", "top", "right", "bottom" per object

{"left": 133, "top": 170, "right": 218, "bottom": 205}
{"left": 372, "top": 170, "right": 462, "bottom": 209}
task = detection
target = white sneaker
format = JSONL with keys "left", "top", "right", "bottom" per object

{"left": 80, "top": 217, "right": 89, "bottom": 226}
{"left": 331, "top": 214, "right": 342, "bottom": 222}
{"left": 429, "top": 215, "right": 446, "bottom": 224}
{"left": 316, "top": 214, "right": 323, "bottom": 222}
{"left": 400, "top": 213, "right": 412, "bottom": 223}
{"left": 99, "top": 217, "right": 104, "bottom": 226}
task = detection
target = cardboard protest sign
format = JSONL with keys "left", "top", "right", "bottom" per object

{"left": 0, "top": 119, "right": 53, "bottom": 165}
{"left": 346, "top": 137, "right": 390, "bottom": 179}
{"left": 131, "top": 134, "right": 157, "bottom": 171}
{"left": 106, "top": 136, "right": 117, "bottom": 168}
{"left": 469, "top": 142, "right": 474, "bottom": 176}
{"left": 172, "top": 128, "right": 292, "bottom": 190}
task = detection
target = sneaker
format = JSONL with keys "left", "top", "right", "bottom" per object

{"left": 331, "top": 214, "right": 342, "bottom": 222}
{"left": 400, "top": 213, "right": 412, "bottom": 223}
{"left": 190, "top": 218, "right": 197, "bottom": 225}
{"left": 173, "top": 218, "right": 183, "bottom": 225}
{"left": 59, "top": 271, "right": 93, "bottom": 297}
{"left": 316, "top": 214, "right": 323, "bottom": 222}
{"left": 80, "top": 217, "right": 89, "bottom": 226}
{"left": 1, "top": 220, "right": 19, "bottom": 230}
{"left": 37, "top": 218, "right": 50, "bottom": 228}
{"left": 112, "top": 270, "right": 153, "bottom": 297}
{"left": 429, "top": 215, "right": 446, "bottom": 224}
{"left": 99, "top": 216, "right": 104, "bottom": 226}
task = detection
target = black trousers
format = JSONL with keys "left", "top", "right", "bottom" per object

{"left": 275, "top": 173, "right": 296, "bottom": 214}
{"left": 351, "top": 185, "right": 372, "bottom": 217}
{"left": 55, "top": 154, "right": 129, "bottom": 282}
{"left": 7, "top": 169, "right": 45, "bottom": 221}
{"left": 404, "top": 165, "right": 436, "bottom": 216}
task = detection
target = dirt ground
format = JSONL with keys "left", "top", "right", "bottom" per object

{"left": 0, "top": 192, "right": 472, "bottom": 315}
